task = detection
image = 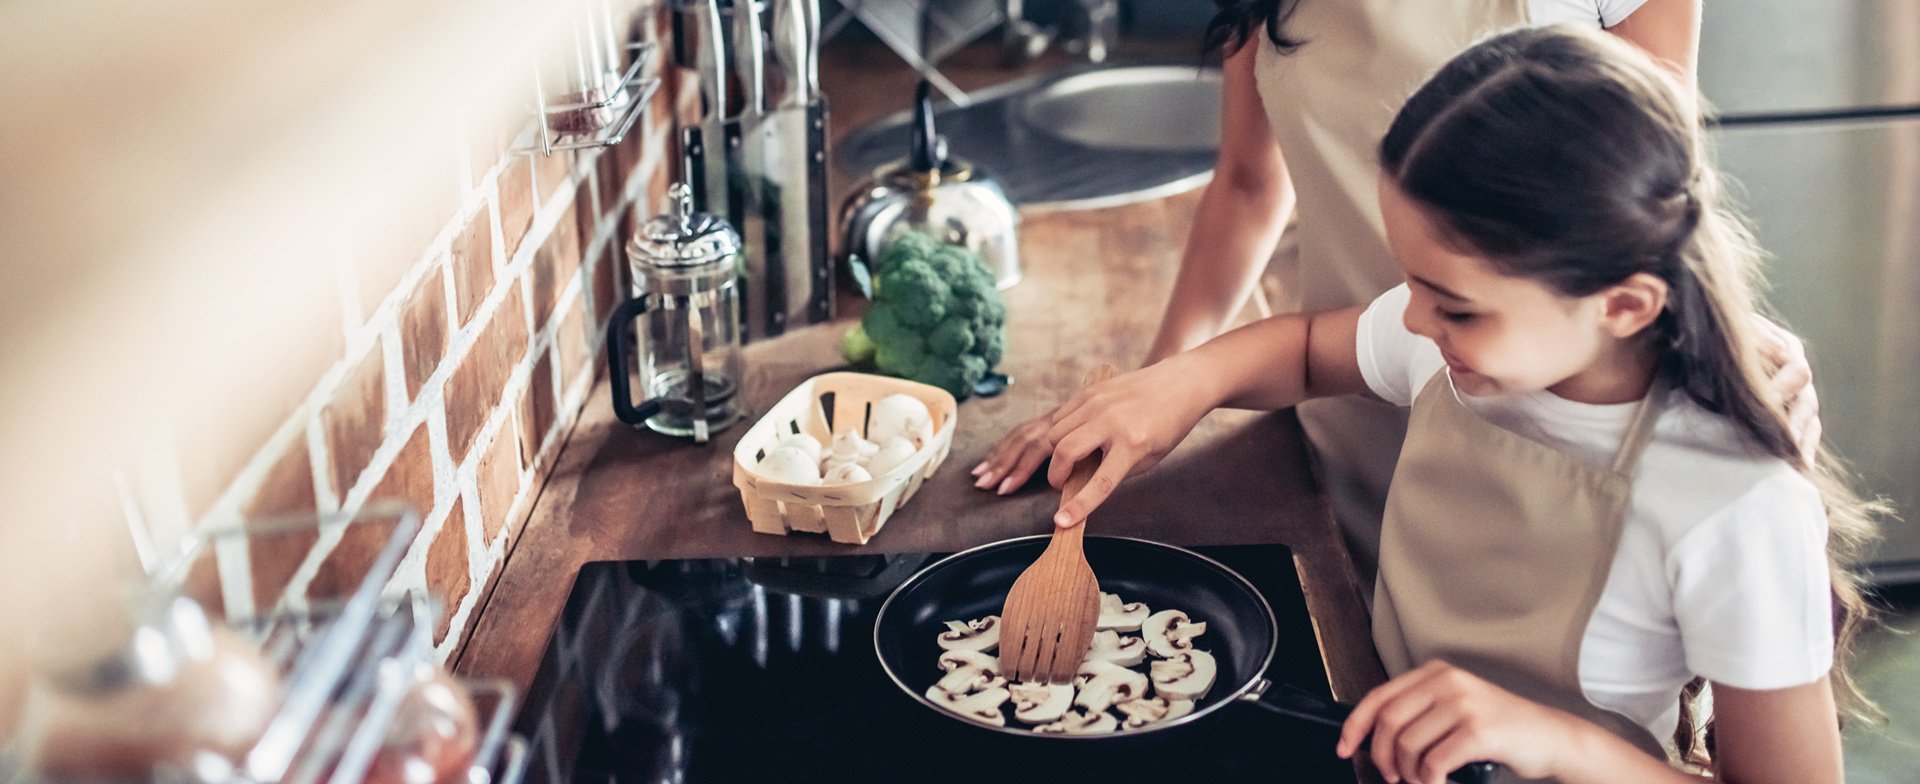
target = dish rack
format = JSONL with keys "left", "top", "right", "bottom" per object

{"left": 4, "top": 504, "right": 528, "bottom": 784}
{"left": 732, "top": 372, "right": 958, "bottom": 545}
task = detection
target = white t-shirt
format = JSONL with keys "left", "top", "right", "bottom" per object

{"left": 1355, "top": 284, "right": 1834, "bottom": 743}
{"left": 1528, "top": 0, "right": 1650, "bottom": 28}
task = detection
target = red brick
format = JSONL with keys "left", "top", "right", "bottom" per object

{"left": 591, "top": 236, "right": 621, "bottom": 326}
{"left": 556, "top": 300, "right": 588, "bottom": 388}
{"left": 242, "top": 435, "right": 319, "bottom": 521}
{"left": 574, "top": 177, "right": 600, "bottom": 252}
{"left": 322, "top": 347, "right": 387, "bottom": 499}
{"left": 530, "top": 204, "right": 583, "bottom": 330}
{"left": 499, "top": 156, "right": 535, "bottom": 261}
{"left": 425, "top": 499, "right": 470, "bottom": 646}
{"left": 646, "top": 153, "right": 672, "bottom": 217}
{"left": 400, "top": 266, "right": 451, "bottom": 403}
{"left": 533, "top": 149, "right": 573, "bottom": 205}
{"left": 445, "top": 285, "right": 529, "bottom": 462}
{"left": 595, "top": 149, "right": 624, "bottom": 221}
{"left": 367, "top": 423, "right": 434, "bottom": 523}
{"left": 451, "top": 207, "right": 496, "bottom": 328}
{"left": 518, "top": 349, "right": 556, "bottom": 470}
{"left": 476, "top": 416, "right": 522, "bottom": 543}
{"left": 247, "top": 523, "right": 318, "bottom": 614}
{"left": 308, "top": 513, "right": 395, "bottom": 603}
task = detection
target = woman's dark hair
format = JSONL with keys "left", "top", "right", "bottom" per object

{"left": 1378, "top": 25, "right": 1885, "bottom": 764}
{"left": 1202, "top": 0, "right": 1302, "bottom": 58}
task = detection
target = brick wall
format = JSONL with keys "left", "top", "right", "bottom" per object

{"left": 120, "top": 3, "right": 703, "bottom": 661}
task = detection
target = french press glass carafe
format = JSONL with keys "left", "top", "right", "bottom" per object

{"left": 606, "top": 183, "right": 745, "bottom": 442}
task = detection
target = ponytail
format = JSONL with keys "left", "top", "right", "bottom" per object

{"left": 1201, "top": 0, "right": 1302, "bottom": 59}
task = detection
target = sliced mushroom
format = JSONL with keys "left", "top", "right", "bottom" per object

{"left": 1149, "top": 649, "right": 1217, "bottom": 701}
{"left": 1033, "top": 707, "right": 1118, "bottom": 735}
{"left": 1142, "top": 609, "right": 1207, "bottom": 658}
{"left": 1073, "top": 660, "right": 1150, "bottom": 714}
{"left": 1008, "top": 681, "right": 1075, "bottom": 724}
{"left": 1112, "top": 696, "right": 1175, "bottom": 729}
{"left": 936, "top": 650, "right": 1007, "bottom": 694}
{"left": 923, "top": 684, "right": 1011, "bottom": 727}
{"left": 937, "top": 616, "right": 1000, "bottom": 653}
{"left": 1082, "top": 630, "right": 1147, "bottom": 667}
{"left": 1165, "top": 699, "right": 1195, "bottom": 721}
{"left": 1095, "top": 592, "right": 1150, "bottom": 632}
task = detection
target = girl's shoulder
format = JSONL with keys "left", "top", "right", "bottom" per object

{"left": 1635, "top": 394, "right": 1825, "bottom": 549}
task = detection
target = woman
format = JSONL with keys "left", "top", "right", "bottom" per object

{"left": 972, "top": 0, "right": 1820, "bottom": 584}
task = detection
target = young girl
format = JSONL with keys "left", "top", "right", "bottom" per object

{"left": 1040, "top": 26, "right": 1877, "bottom": 784}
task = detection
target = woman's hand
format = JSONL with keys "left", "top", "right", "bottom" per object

{"left": 971, "top": 412, "right": 1058, "bottom": 495}
{"left": 1752, "top": 316, "right": 1821, "bottom": 465}
{"left": 1042, "top": 359, "right": 1221, "bottom": 527}
{"left": 1337, "top": 661, "right": 1585, "bottom": 784}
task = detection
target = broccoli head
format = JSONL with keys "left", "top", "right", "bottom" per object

{"left": 845, "top": 230, "right": 1010, "bottom": 399}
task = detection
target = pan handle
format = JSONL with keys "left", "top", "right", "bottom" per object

{"left": 1239, "top": 680, "right": 1501, "bottom": 784}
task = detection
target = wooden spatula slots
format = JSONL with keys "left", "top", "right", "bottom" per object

{"left": 999, "top": 364, "right": 1117, "bottom": 684}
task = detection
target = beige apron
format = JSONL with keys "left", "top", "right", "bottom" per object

{"left": 1374, "top": 370, "right": 1670, "bottom": 778}
{"left": 1252, "top": 0, "right": 1531, "bottom": 590}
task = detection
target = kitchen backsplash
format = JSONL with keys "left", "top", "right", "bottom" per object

{"left": 145, "top": 3, "right": 696, "bottom": 661}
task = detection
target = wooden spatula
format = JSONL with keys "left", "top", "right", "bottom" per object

{"left": 999, "top": 364, "right": 1117, "bottom": 684}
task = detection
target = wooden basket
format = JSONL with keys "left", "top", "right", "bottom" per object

{"left": 732, "top": 372, "right": 958, "bottom": 544}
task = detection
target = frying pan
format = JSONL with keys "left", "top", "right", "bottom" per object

{"left": 872, "top": 535, "right": 1352, "bottom": 737}
{"left": 873, "top": 535, "right": 1500, "bottom": 783}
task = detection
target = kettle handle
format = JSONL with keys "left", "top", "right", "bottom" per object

{"left": 606, "top": 297, "right": 663, "bottom": 426}
{"left": 908, "top": 80, "right": 944, "bottom": 173}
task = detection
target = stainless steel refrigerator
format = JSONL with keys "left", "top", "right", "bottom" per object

{"left": 1700, "top": 0, "right": 1920, "bottom": 581}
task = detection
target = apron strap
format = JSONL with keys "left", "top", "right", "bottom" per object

{"left": 1608, "top": 374, "right": 1671, "bottom": 476}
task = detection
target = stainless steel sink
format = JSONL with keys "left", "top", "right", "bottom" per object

{"left": 839, "top": 64, "right": 1223, "bottom": 211}
{"left": 1018, "top": 66, "right": 1222, "bottom": 152}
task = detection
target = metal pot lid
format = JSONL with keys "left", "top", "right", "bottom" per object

{"left": 629, "top": 183, "right": 741, "bottom": 268}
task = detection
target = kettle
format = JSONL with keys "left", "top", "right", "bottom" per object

{"left": 839, "top": 81, "right": 1021, "bottom": 291}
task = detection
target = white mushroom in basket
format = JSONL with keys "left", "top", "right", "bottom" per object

{"left": 924, "top": 685, "right": 1011, "bottom": 727}
{"left": 1082, "top": 630, "right": 1147, "bottom": 667}
{"left": 1095, "top": 592, "right": 1150, "bottom": 632}
{"left": 1008, "top": 681, "right": 1075, "bottom": 724}
{"left": 1149, "top": 649, "right": 1218, "bottom": 701}
{"left": 937, "top": 616, "right": 1000, "bottom": 653}
{"left": 755, "top": 446, "right": 821, "bottom": 484}
{"left": 865, "top": 436, "right": 919, "bottom": 477}
{"left": 868, "top": 394, "right": 934, "bottom": 447}
{"left": 1142, "top": 609, "right": 1208, "bottom": 658}
{"left": 935, "top": 650, "right": 1006, "bottom": 695}
{"left": 1033, "top": 707, "right": 1118, "bottom": 735}
{"left": 1073, "top": 660, "right": 1150, "bottom": 714}
{"left": 773, "top": 433, "right": 823, "bottom": 464}
{"left": 822, "top": 462, "right": 873, "bottom": 484}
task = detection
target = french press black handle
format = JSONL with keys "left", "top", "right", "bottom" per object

{"left": 605, "top": 296, "right": 664, "bottom": 426}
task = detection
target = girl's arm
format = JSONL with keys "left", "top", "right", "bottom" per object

{"left": 970, "top": 38, "right": 1293, "bottom": 495}
{"left": 1604, "top": 0, "right": 1701, "bottom": 81}
{"left": 1338, "top": 661, "right": 1843, "bottom": 784}
{"left": 1043, "top": 305, "right": 1366, "bottom": 526}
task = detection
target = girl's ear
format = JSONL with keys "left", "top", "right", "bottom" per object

{"left": 1599, "top": 272, "right": 1669, "bottom": 338}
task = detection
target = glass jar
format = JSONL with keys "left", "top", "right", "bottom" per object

{"left": 606, "top": 183, "right": 745, "bottom": 442}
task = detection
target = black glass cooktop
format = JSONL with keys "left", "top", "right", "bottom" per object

{"left": 514, "top": 544, "right": 1355, "bottom": 784}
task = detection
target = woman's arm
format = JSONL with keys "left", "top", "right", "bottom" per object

{"left": 1146, "top": 37, "right": 1296, "bottom": 363}
{"left": 1337, "top": 661, "right": 1843, "bottom": 784}
{"left": 1604, "top": 0, "right": 1701, "bottom": 81}
{"left": 970, "top": 38, "right": 1294, "bottom": 493}
{"left": 1043, "top": 305, "right": 1366, "bottom": 526}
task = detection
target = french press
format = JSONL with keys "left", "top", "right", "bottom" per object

{"left": 606, "top": 183, "right": 745, "bottom": 442}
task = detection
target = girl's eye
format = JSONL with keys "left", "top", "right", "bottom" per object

{"left": 1439, "top": 309, "right": 1476, "bottom": 323}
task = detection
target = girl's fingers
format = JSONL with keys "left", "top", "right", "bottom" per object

{"left": 998, "top": 444, "right": 1052, "bottom": 495}
{"left": 1414, "top": 728, "right": 1479, "bottom": 784}
{"left": 1046, "top": 428, "right": 1104, "bottom": 490}
{"left": 1339, "top": 665, "right": 1430, "bottom": 757}
{"left": 1370, "top": 687, "right": 1442, "bottom": 784}
{"left": 1392, "top": 706, "right": 1464, "bottom": 784}
{"left": 1054, "top": 448, "right": 1133, "bottom": 528}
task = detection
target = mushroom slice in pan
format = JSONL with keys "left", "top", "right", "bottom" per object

{"left": 1142, "top": 609, "right": 1207, "bottom": 658}
{"left": 1008, "top": 681, "right": 1075, "bottom": 724}
{"left": 1073, "top": 660, "right": 1150, "bottom": 714}
{"left": 937, "top": 616, "right": 1001, "bottom": 653}
{"left": 1149, "top": 649, "right": 1217, "bottom": 701}
{"left": 1095, "top": 593, "right": 1150, "bottom": 632}
{"left": 923, "top": 684, "right": 1011, "bottom": 727}
{"left": 1082, "top": 630, "right": 1147, "bottom": 667}
{"left": 935, "top": 650, "right": 1006, "bottom": 694}
{"left": 1034, "top": 707, "right": 1119, "bottom": 735}
{"left": 1112, "top": 696, "right": 1175, "bottom": 730}
{"left": 1165, "top": 698, "right": 1195, "bottom": 721}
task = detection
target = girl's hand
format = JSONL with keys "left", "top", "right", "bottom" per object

{"left": 1042, "top": 359, "right": 1219, "bottom": 527}
{"left": 1752, "top": 316, "right": 1821, "bottom": 465}
{"left": 1337, "top": 661, "right": 1583, "bottom": 784}
{"left": 971, "top": 411, "right": 1058, "bottom": 495}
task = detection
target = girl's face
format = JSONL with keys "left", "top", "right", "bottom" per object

{"left": 1378, "top": 179, "right": 1660, "bottom": 403}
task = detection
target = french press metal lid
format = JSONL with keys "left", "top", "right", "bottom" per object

{"left": 606, "top": 184, "right": 746, "bottom": 443}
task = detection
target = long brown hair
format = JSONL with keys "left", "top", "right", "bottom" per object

{"left": 1378, "top": 25, "right": 1885, "bottom": 762}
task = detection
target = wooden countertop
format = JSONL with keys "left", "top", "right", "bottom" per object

{"left": 451, "top": 191, "right": 1386, "bottom": 708}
